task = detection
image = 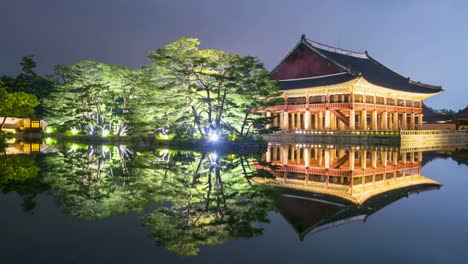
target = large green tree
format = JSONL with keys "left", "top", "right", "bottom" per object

{"left": 144, "top": 38, "right": 279, "bottom": 139}
{"left": 44, "top": 61, "right": 137, "bottom": 135}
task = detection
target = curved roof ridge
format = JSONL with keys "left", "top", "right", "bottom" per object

{"left": 409, "top": 79, "right": 443, "bottom": 90}
{"left": 279, "top": 72, "right": 349, "bottom": 82}
{"left": 362, "top": 53, "right": 443, "bottom": 91}
{"left": 305, "top": 38, "right": 368, "bottom": 59}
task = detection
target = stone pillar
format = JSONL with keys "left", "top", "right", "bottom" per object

{"left": 283, "top": 111, "right": 289, "bottom": 130}
{"left": 418, "top": 114, "right": 423, "bottom": 130}
{"left": 273, "top": 113, "right": 278, "bottom": 127}
{"left": 361, "top": 110, "right": 367, "bottom": 130}
{"left": 324, "top": 110, "right": 331, "bottom": 129}
{"left": 304, "top": 110, "right": 311, "bottom": 130}
{"left": 402, "top": 113, "right": 407, "bottom": 130}
{"left": 349, "top": 150, "right": 355, "bottom": 171}
{"left": 371, "top": 110, "right": 378, "bottom": 130}
{"left": 349, "top": 109, "right": 355, "bottom": 130}
{"left": 410, "top": 152, "right": 415, "bottom": 163}
{"left": 272, "top": 146, "right": 278, "bottom": 161}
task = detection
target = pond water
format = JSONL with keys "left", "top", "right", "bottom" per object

{"left": 1, "top": 140, "right": 468, "bottom": 264}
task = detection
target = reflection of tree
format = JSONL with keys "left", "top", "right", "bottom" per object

{"left": 42, "top": 145, "right": 140, "bottom": 219}
{"left": 41, "top": 146, "right": 278, "bottom": 255}
{"left": 134, "top": 151, "right": 278, "bottom": 256}
{"left": 0, "top": 152, "right": 44, "bottom": 212}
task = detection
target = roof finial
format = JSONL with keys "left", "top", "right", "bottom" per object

{"left": 301, "top": 34, "right": 306, "bottom": 40}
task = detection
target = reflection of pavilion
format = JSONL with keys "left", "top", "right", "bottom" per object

{"left": 256, "top": 144, "right": 440, "bottom": 204}
{"left": 3, "top": 141, "right": 43, "bottom": 155}
{"left": 253, "top": 144, "right": 441, "bottom": 240}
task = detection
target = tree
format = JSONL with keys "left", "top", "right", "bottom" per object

{"left": 43, "top": 61, "right": 137, "bottom": 135}
{"left": 145, "top": 38, "right": 279, "bottom": 139}
{"left": 0, "top": 81, "right": 40, "bottom": 129}
{"left": 1, "top": 55, "right": 55, "bottom": 117}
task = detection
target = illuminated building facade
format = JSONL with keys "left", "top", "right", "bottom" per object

{"left": 265, "top": 35, "right": 443, "bottom": 131}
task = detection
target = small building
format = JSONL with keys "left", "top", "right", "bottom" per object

{"left": 266, "top": 35, "right": 443, "bottom": 131}
{"left": 456, "top": 107, "right": 468, "bottom": 130}
{"left": 0, "top": 117, "right": 44, "bottom": 132}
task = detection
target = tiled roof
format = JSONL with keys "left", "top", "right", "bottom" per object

{"left": 274, "top": 36, "right": 443, "bottom": 94}
{"left": 278, "top": 72, "right": 356, "bottom": 90}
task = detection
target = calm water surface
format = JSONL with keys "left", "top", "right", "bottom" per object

{"left": 1, "top": 141, "right": 467, "bottom": 264}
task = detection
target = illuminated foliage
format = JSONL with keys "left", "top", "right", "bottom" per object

{"left": 43, "top": 61, "right": 137, "bottom": 135}
{"left": 145, "top": 37, "right": 280, "bottom": 139}
{"left": 0, "top": 81, "right": 40, "bottom": 129}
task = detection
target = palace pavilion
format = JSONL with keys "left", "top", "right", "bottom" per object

{"left": 266, "top": 35, "right": 443, "bottom": 131}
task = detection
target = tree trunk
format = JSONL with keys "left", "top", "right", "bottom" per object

{"left": 0, "top": 117, "right": 8, "bottom": 130}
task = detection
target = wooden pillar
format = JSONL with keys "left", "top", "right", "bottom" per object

{"left": 266, "top": 146, "right": 271, "bottom": 162}
{"left": 388, "top": 113, "right": 393, "bottom": 131}
{"left": 418, "top": 114, "right": 423, "bottom": 130}
{"left": 349, "top": 150, "right": 355, "bottom": 171}
{"left": 297, "top": 112, "right": 302, "bottom": 130}
{"left": 410, "top": 113, "right": 415, "bottom": 130}
{"left": 392, "top": 151, "right": 398, "bottom": 165}
{"left": 266, "top": 112, "right": 271, "bottom": 129}
{"left": 318, "top": 112, "right": 323, "bottom": 130}
{"left": 381, "top": 111, "right": 388, "bottom": 130}
{"left": 291, "top": 113, "right": 296, "bottom": 130}
{"left": 381, "top": 150, "right": 388, "bottom": 167}
{"left": 324, "top": 149, "right": 330, "bottom": 169}
{"left": 371, "top": 110, "right": 378, "bottom": 130}
{"left": 360, "top": 150, "right": 367, "bottom": 170}
{"left": 324, "top": 110, "right": 331, "bottom": 129}
{"left": 282, "top": 146, "right": 288, "bottom": 165}
{"left": 314, "top": 113, "right": 318, "bottom": 130}
{"left": 283, "top": 111, "right": 289, "bottom": 130}
{"left": 394, "top": 112, "right": 399, "bottom": 130}
{"left": 349, "top": 109, "right": 355, "bottom": 130}
{"left": 304, "top": 110, "right": 310, "bottom": 130}
{"left": 371, "top": 150, "right": 377, "bottom": 168}
{"left": 338, "top": 119, "right": 346, "bottom": 130}
{"left": 402, "top": 113, "right": 408, "bottom": 130}
{"left": 273, "top": 113, "right": 278, "bottom": 127}
{"left": 304, "top": 148, "right": 310, "bottom": 167}
{"left": 361, "top": 110, "right": 367, "bottom": 130}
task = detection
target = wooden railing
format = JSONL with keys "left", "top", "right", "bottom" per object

{"left": 265, "top": 103, "right": 422, "bottom": 113}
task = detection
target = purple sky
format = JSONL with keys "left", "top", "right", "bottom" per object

{"left": 1, "top": 0, "right": 466, "bottom": 110}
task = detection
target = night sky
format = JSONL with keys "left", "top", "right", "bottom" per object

{"left": 1, "top": 0, "right": 467, "bottom": 109}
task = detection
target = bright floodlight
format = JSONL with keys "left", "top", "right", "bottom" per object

{"left": 208, "top": 133, "right": 219, "bottom": 142}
